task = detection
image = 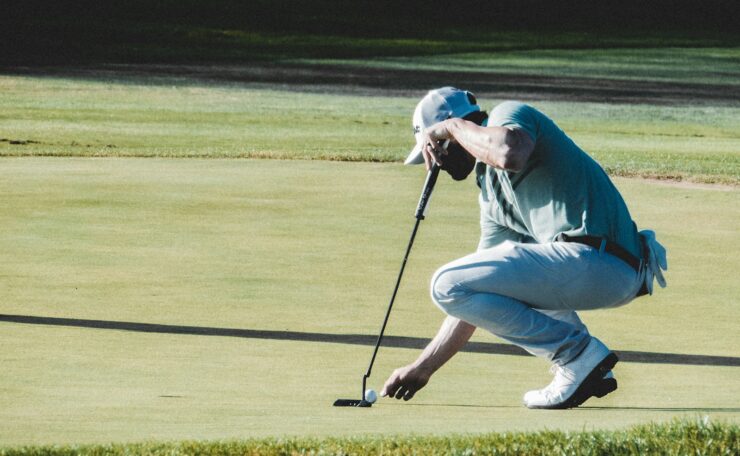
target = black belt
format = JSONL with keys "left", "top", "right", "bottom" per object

{"left": 556, "top": 233, "right": 649, "bottom": 297}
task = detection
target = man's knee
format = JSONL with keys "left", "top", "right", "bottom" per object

{"left": 430, "top": 264, "right": 466, "bottom": 312}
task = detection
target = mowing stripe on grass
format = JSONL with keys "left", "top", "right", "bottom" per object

{"left": 2, "top": 314, "right": 738, "bottom": 367}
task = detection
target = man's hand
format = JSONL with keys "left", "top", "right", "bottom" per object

{"left": 423, "top": 118, "right": 535, "bottom": 172}
{"left": 380, "top": 364, "right": 431, "bottom": 401}
{"left": 380, "top": 316, "right": 476, "bottom": 403}
{"left": 420, "top": 121, "right": 453, "bottom": 170}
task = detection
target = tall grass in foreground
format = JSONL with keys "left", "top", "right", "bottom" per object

{"left": 2, "top": 419, "right": 737, "bottom": 456}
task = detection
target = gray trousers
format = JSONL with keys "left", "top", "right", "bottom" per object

{"left": 430, "top": 240, "right": 644, "bottom": 365}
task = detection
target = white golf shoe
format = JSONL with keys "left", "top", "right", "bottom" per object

{"left": 523, "top": 337, "right": 618, "bottom": 409}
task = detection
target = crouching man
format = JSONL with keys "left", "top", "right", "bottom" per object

{"left": 381, "top": 87, "right": 667, "bottom": 409}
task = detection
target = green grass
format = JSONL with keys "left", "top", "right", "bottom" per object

{"left": 0, "top": 158, "right": 737, "bottom": 445}
{"left": 1, "top": 76, "right": 738, "bottom": 184}
{"left": 1, "top": 2, "right": 739, "bottom": 451}
{"left": 1, "top": 14, "right": 739, "bottom": 448}
{"left": 1, "top": 419, "right": 737, "bottom": 455}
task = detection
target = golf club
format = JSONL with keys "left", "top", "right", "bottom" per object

{"left": 334, "top": 161, "right": 441, "bottom": 407}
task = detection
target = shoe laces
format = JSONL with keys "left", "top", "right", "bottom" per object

{"left": 549, "top": 364, "right": 576, "bottom": 384}
{"left": 537, "top": 365, "right": 571, "bottom": 402}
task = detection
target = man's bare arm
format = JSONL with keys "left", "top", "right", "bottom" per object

{"left": 420, "top": 118, "right": 535, "bottom": 172}
{"left": 380, "top": 316, "right": 476, "bottom": 401}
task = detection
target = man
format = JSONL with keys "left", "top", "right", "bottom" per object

{"left": 380, "top": 87, "right": 667, "bottom": 409}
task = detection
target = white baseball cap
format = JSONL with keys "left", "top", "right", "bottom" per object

{"left": 405, "top": 87, "right": 480, "bottom": 165}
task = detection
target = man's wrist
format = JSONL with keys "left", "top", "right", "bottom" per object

{"left": 411, "top": 357, "right": 438, "bottom": 377}
{"left": 444, "top": 118, "right": 461, "bottom": 139}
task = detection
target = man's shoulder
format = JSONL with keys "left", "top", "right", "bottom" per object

{"left": 489, "top": 101, "right": 545, "bottom": 142}
{"left": 490, "top": 101, "right": 547, "bottom": 119}
{"left": 492, "top": 100, "right": 529, "bottom": 109}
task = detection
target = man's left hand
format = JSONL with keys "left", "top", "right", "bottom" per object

{"left": 420, "top": 121, "right": 452, "bottom": 170}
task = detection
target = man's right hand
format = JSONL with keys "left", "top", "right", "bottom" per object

{"left": 380, "top": 316, "right": 476, "bottom": 402}
{"left": 380, "top": 364, "right": 431, "bottom": 401}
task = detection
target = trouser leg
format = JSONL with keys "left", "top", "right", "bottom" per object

{"left": 430, "top": 240, "right": 639, "bottom": 365}
{"left": 537, "top": 309, "right": 588, "bottom": 334}
{"left": 435, "top": 289, "right": 589, "bottom": 364}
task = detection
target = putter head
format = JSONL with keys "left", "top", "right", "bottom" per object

{"left": 333, "top": 398, "right": 372, "bottom": 407}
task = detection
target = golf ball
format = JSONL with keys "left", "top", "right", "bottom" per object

{"left": 364, "top": 388, "right": 378, "bottom": 404}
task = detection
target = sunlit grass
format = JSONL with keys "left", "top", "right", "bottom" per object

{"left": 1, "top": 76, "right": 738, "bottom": 184}
{"left": 0, "top": 159, "right": 737, "bottom": 444}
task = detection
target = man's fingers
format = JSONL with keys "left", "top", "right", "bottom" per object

{"left": 423, "top": 144, "right": 438, "bottom": 167}
{"left": 422, "top": 146, "right": 432, "bottom": 171}
{"left": 382, "top": 365, "right": 427, "bottom": 401}
{"left": 434, "top": 139, "right": 449, "bottom": 156}
{"left": 427, "top": 142, "right": 444, "bottom": 165}
{"left": 421, "top": 137, "right": 445, "bottom": 167}
{"left": 381, "top": 375, "right": 401, "bottom": 397}
{"left": 394, "top": 386, "right": 409, "bottom": 400}
{"left": 380, "top": 384, "right": 395, "bottom": 398}
{"left": 382, "top": 385, "right": 399, "bottom": 398}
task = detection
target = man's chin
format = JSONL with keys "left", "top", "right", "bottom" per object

{"left": 446, "top": 168, "right": 474, "bottom": 181}
{"left": 442, "top": 142, "right": 476, "bottom": 180}
{"left": 444, "top": 159, "right": 476, "bottom": 180}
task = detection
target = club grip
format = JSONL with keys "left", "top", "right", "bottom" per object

{"left": 414, "top": 163, "right": 441, "bottom": 220}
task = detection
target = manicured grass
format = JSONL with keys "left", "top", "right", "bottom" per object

{"left": 1, "top": 76, "right": 738, "bottom": 184}
{"left": 2, "top": 2, "right": 738, "bottom": 451}
{"left": 0, "top": 159, "right": 737, "bottom": 445}
{"left": 1, "top": 419, "right": 737, "bottom": 455}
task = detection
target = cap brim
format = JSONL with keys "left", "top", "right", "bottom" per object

{"left": 404, "top": 143, "right": 425, "bottom": 165}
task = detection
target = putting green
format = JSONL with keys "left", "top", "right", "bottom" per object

{"left": 0, "top": 158, "right": 737, "bottom": 445}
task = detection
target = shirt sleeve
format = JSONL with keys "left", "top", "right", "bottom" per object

{"left": 488, "top": 101, "right": 539, "bottom": 144}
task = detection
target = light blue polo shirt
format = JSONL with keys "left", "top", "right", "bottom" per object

{"left": 478, "top": 101, "right": 642, "bottom": 259}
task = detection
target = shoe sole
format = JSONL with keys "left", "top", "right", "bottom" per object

{"left": 593, "top": 376, "right": 618, "bottom": 398}
{"left": 530, "top": 352, "right": 619, "bottom": 410}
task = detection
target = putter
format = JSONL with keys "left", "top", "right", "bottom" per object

{"left": 334, "top": 161, "right": 441, "bottom": 407}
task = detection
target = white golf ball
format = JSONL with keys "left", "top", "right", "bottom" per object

{"left": 364, "top": 388, "right": 378, "bottom": 404}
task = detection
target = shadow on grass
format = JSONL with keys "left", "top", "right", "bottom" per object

{"left": 3, "top": 62, "right": 740, "bottom": 106}
{"left": 2, "top": 314, "right": 739, "bottom": 367}
{"left": 3, "top": 2, "right": 739, "bottom": 106}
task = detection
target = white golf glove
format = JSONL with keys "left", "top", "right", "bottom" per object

{"left": 639, "top": 229, "right": 668, "bottom": 295}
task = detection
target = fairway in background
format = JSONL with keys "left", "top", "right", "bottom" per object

{"left": 1, "top": 76, "right": 738, "bottom": 184}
